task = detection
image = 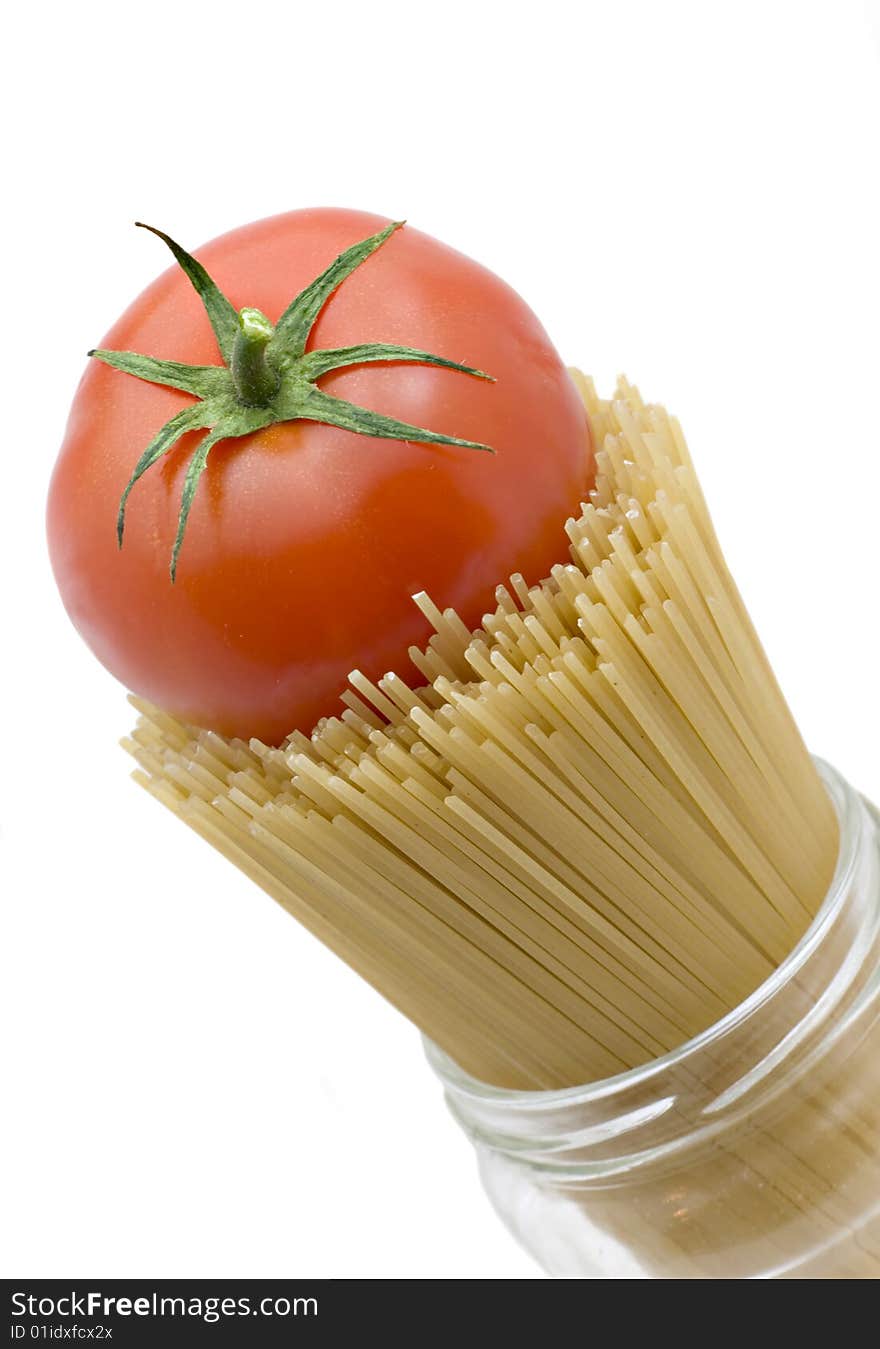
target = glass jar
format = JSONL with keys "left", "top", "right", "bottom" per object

{"left": 426, "top": 759, "right": 880, "bottom": 1278}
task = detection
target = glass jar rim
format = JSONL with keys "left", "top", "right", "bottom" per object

{"left": 425, "top": 756, "right": 870, "bottom": 1111}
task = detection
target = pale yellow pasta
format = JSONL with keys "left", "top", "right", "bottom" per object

{"left": 125, "top": 376, "right": 838, "bottom": 1090}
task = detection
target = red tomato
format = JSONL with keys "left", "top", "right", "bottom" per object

{"left": 47, "top": 209, "right": 592, "bottom": 744}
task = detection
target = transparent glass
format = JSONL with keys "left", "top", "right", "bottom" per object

{"left": 427, "top": 760, "right": 880, "bottom": 1278}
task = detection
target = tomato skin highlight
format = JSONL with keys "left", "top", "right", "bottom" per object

{"left": 48, "top": 209, "right": 593, "bottom": 744}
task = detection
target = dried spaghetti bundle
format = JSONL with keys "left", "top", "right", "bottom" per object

{"left": 126, "top": 376, "right": 838, "bottom": 1089}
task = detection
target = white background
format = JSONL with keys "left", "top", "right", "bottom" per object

{"left": 3, "top": 0, "right": 879, "bottom": 1279}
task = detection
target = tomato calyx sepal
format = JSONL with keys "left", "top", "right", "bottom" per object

{"left": 90, "top": 219, "right": 496, "bottom": 581}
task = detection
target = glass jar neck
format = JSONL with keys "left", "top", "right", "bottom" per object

{"left": 427, "top": 760, "right": 880, "bottom": 1183}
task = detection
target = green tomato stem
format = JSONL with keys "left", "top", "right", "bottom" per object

{"left": 231, "top": 307, "right": 280, "bottom": 406}
{"left": 94, "top": 221, "right": 494, "bottom": 580}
